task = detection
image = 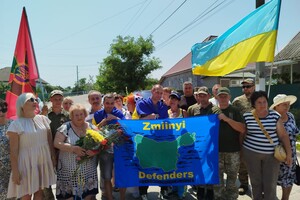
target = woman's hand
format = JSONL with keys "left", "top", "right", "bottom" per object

{"left": 285, "top": 153, "right": 292, "bottom": 166}
{"left": 12, "top": 171, "right": 21, "bottom": 185}
{"left": 72, "top": 146, "right": 86, "bottom": 156}
{"left": 86, "top": 149, "right": 99, "bottom": 157}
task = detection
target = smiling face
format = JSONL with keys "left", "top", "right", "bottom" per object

{"left": 103, "top": 97, "right": 115, "bottom": 114}
{"left": 88, "top": 93, "right": 102, "bottom": 110}
{"left": 22, "top": 97, "right": 38, "bottom": 117}
{"left": 274, "top": 102, "right": 290, "bottom": 115}
{"left": 63, "top": 100, "right": 73, "bottom": 111}
{"left": 50, "top": 94, "right": 63, "bottom": 109}
{"left": 71, "top": 109, "right": 87, "bottom": 126}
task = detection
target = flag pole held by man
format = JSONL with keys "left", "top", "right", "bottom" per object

{"left": 191, "top": 0, "right": 281, "bottom": 76}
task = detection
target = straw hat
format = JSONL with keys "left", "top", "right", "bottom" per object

{"left": 270, "top": 94, "right": 297, "bottom": 110}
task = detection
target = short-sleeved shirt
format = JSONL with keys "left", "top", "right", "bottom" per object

{"left": 136, "top": 97, "right": 168, "bottom": 119}
{"left": 212, "top": 105, "right": 243, "bottom": 152}
{"left": 48, "top": 108, "right": 69, "bottom": 138}
{"left": 187, "top": 103, "right": 214, "bottom": 117}
{"left": 93, "top": 107, "right": 125, "bottom": 125}
{"left": 243, "top": 110, "right": 280, "bottom": 154}
{"left": 179, "top": 95, "right": 197, "bottom": 111}
{"left": 232, "top": 94, "right": 253, "bottom": 115}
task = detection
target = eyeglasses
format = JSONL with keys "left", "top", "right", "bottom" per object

{"left": 0, "top": 107, "right": 7, "bottom": 113}
{"left": 242, "top": 85, "right": 253, "bottom": 89}
{"left": 28, "top": 98, "right": 39, "bottom": 103}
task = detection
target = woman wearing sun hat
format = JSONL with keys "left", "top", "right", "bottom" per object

{"left": 271, "top": 94, "right": 299, "bottom": 200}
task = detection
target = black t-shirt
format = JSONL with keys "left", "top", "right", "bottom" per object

{"left": 212, "top": 105, "right": 243, "bottom": 152}
{"left": 180, "top": 95, "right": 197, "bottom": 111}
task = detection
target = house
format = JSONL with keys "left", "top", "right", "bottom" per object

{"left": 0, "top": 66, "right": 48, "bottom": 85}
{"left": 271, "top": 31, "right": 300, "bottom": 84}
{"left": 159, "top": 35, "right": 255, "bottom": 91}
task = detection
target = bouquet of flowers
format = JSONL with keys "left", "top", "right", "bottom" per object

{"left": 99, "top": 124, "right": 126, "bottom": 148}
{"left": 75, "top": 129, "right": 105, "bottom": 163}
{"left": 75, "top": 124, "right": 126, "bottom": 163}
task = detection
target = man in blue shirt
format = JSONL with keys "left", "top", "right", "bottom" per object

{"left": 93, "top": 93, "right": 125, "bottom": 200}
{"left": 135, "top": 84, "right": 169, "bottom": 200}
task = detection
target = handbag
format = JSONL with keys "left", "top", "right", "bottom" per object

{"left": 295, "top": 157, "right": 300, "bottom": 185}
{"left": 251, "top": 110, "right": 287, "bottom": 162}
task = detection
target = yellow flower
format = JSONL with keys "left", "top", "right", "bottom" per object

{"left": 86, "top": 129, "right": 105, "bottom": 143}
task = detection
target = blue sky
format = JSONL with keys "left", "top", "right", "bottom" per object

{"left": 0, "top": 0, "right": 299, "bottom": 88}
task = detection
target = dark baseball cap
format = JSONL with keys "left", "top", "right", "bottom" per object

{"left": 169, "top": 91, "right": 181, "bottom": 100}
{"left": 217, "top": 87, "right": 230, "bottom": 96}
{"left": 195, "top": 86, "right": 209, "bottom": 95}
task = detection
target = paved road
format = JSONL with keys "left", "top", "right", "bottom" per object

{"left": 63, "top": 94, "right": 300, "bottom": 199}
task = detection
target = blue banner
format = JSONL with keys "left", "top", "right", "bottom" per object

{"left": 115, "top": 115, "right": 220, "bottom": 187}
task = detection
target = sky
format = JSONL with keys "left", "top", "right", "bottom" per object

{"left": 0, "top": 0, "right": 299, "bottom": 88}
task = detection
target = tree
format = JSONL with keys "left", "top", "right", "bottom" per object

{"left": 96, "top": 36, "right": 162, "bottom": 94}
{"left": 72, "top": 78, "right": 89, "bottom": 93}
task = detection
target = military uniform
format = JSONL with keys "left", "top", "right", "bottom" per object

{"left": 232, "top": 94, "right": 252, "bottom": 194}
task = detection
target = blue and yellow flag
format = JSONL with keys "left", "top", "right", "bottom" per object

{"left": 192, "top": 0, "right": 281, "bottom": 76}
{"left": 114, "top": 115, "right": 220, "bottom": 187}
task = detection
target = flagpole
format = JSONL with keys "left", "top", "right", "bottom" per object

{"left": 22, "top": 7, "right": 46, "bottom": 103}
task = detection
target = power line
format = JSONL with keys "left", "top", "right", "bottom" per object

{"left": 140, "top": 0, "right": 176, "bottom": 34}
{"left": 149, "top": 0, "right": 188, "bottom": 36}
{"left": 121, "top": 0, "right": 152, "bottom": 35}
{"left": 156, "top": 0, "right": 235, "bottom": 50}
{"left": 41, "top": 0, "right": 147, "bottom": 49}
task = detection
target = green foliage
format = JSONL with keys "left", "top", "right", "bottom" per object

{"left": 272, "top": 72, "right": 300, "bottom": 84}
{"left": 0, "top": 82, "right": 9, "bottom": 96}
{"left": 95, "top": 35, "right": 162, "bottom": 94}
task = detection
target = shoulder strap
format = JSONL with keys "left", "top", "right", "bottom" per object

{"left": 66, "top": 121, "right": 72, "bottom": 135}
{"left": 251, "top": 110, "right": 274, "bottom": 144}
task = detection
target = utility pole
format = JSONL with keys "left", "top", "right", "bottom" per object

{"left": 76, "top": 65, "right": 79, "bottom": 93}
{"left": 255, "top": 0, "right": 266, "bottom": 91}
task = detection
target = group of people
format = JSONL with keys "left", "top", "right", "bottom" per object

{"left": 0, "top": 78, "right": 299, "bottom": 200}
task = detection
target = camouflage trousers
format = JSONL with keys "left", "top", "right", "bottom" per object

{"left": 43, "top": 187, "right": 55, "bottom": 200}
{"left": 214, "top": 152, "right": 240, "bottom": 200}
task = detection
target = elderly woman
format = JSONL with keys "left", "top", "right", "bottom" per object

{"left": 6, "top": 93, "right": 56, "bottom": 199}
{"left": 242, "top": 91, "right": 292, "bottom": 200}
{"left": 54, "top": 103, "right": 98, "bottom": 200}
{"left": 0, "top": 99, "right": 14, "bottom": 199}
{"left": 270, "top": 94, "right": 299, "bottom": 200}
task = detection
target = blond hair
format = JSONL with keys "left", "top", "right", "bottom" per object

{"left": 69, "top": 104, "right": 88, "bottom": 120}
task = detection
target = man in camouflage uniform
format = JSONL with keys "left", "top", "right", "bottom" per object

{"left": 187, "top": 86, "right": 215, "bottom": 200}
{"left": 232, "top": 78, "right": 255, "bottom": 195}
{"left": 212, "top": 87, "right": 245, "bottom": 200}
{"left": 41, "top": 90, "right": 69, "bottom": 200}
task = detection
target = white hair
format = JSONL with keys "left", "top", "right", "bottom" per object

{"left": 16, "top": 93, "right": 35, "bottom": 118}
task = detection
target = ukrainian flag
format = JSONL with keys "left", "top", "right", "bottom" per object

{"left": 192, "top": 0, "right": 281, "bottom": 76}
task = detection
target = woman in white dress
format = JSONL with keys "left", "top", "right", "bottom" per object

{"left": 6, "top": 93, "right": 56, "bottom": 199}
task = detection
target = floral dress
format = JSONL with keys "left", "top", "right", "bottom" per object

{"left": 56, "top": 122, "right": 98, "bottom": 199}
{"left": 0, "top": 120, "right": 13, "bottom": 199}
{"left": 277, "top": 112, "right": 300, "bottom": 187}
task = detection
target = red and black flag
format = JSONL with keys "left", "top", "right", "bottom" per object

{"left": 5, "top": 7, "right": 39, "bottom": 119}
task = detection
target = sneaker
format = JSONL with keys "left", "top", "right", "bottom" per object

{"left": 141, "top": 194, "right": 148, "bottom": 200}
{"left": 158, "top": 190, "right": 169, "bottom": 199}
{"left": 238, "top": 186, "right": 249, "bottom": 195}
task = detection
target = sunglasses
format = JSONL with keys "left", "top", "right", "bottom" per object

{"left": 242, "top": 85, "right": 253, "bottom": 89}
{"left": 0, "top": 107, "right": 8, "bottom": 113}
{"left": 28, "top": 97, "right": 39, "bottom": 103}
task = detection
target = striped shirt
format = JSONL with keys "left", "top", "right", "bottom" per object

{"left": 243, "top": 110, "right": 280, "bottom": 154}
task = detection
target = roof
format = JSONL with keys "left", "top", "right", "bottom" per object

{"left": 161, "top": 35, "right": 218, "bottom": 78}
{"left": 275, "top": 31, "right": 300, "bottom": 62}
{"left": 0, "top": 67, "right": 48, "bottom": 84}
